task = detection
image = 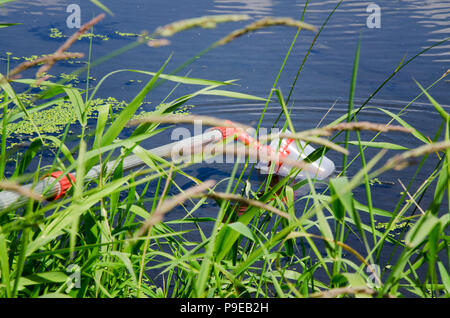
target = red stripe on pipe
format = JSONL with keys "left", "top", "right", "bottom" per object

{"left": 276, "top": 138, "right": 294, "bottom": 172}
{"left": 49, "top": 171, "right": 76, "bottom": 200}
{"left": 213, "top": 123, "right": 282, "bottom": 168}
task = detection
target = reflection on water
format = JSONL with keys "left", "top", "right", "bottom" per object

{"left": 295, "top": 0, "right": 450, "bottom": 62}
{"left": 0, "top": 0, "right": 449, "bottom": 123}
{"left": 303, "top": 0, "right": 373, "bottom": 13}
{"left": 0, "top": 0, "right": 65, "bottom": 16}
{"left": 210, "top": 0, "right": 273, "bottom": 17}
{"left": 404, "top": 0, "right": 450, "bottom": 62}
{"left": 192, "top": 97, "right": 449, "bottom": 131}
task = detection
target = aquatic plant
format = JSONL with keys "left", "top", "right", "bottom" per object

{"left": 49, "top": 28, "right": 63, "bottom": 39}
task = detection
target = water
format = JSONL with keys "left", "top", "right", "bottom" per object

{"left": 1, "top": 0, "right": 449, "bottom": 291}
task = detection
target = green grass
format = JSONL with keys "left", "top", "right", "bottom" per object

{"left": 0, "top": 5, "right": 449, "bottom": 299}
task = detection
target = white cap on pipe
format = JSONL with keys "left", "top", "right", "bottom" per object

{"left": 256, "top": 129, "right": 335, "bottom": 180}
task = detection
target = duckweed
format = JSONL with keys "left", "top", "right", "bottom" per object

{"left": 49, "top": 27, "right": 109, "bottom": 41}
{"left": 50, "top": 27, "right": 155, "bottom": 42}
{"left": 8, "top": 101, "right": 76, "bottom": 135}
{"left": 80, "top": 32, "right": 109, "bottom": 41}
{"left": 0, "top": 94, "right": 193, "bottom": 141}
{"left": 375, "top": 221, "right": 412, "bottom": 231}
{"left": 114, "top": 30, "right": 152, "bottom": 41}
{"left": 49, "top": 28, "right": 64, "bottom": 39}
{"left": 59, "top": 72, "right": 80, "bottom": 84}
{"left": 1, "top": 95, "right": 122, "bottom": 138}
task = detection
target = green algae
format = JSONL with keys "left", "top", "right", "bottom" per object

{"left": 114, "top": 30, "right": 152, "bottom": 41}
{"left": 49, "top": 27, "right": 109, "bottom": 41}
{"left": 375, "top": 221, "right": 413, "bottom": 231}
{"left": 0, "top": 93, "right": 193, "bottom": 141}
{"left": 10, "top": 101, "right": 76, "bottom": 135}
{"left": 114, "top": 31, "right": 138, "bottom": 37}
{"left": 1, "top": 95, "right": 125, "bottom": 138}
{"left": 59, "top": 72, "right": 80, "bottom": 85}
{"left": 49, "top": 28, "right": 63, "bottom": 39}
{"left": 2, "top": 52, "right": 85, "bottom": 68}
{"left": 49, "top": 28, "right": 155, "bottom": 43}
{"left": 81, "top": 32, "right": 109, "bottom": 41}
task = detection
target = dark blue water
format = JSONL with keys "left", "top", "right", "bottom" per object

{"left": 1, "top": 0, "right": 449, "bottom": 293}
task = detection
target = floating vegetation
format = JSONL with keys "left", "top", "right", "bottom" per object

{"left": 115, "top": 31, "right": 136, "bottom": 37}
{"left": 369, "top": 177, "right": 383, "bottom": 186}
{"left": 2, "top": 53, "right": 74, "bottom": 64}
{"left": 59, "top": 72, "right": 80, "bottom": 84}
{"left": 1, "top": 95, "right": 123, "bottom": 138}
{"left": 80, "top": 32, "right": 109, "bottom": 41}
{"left": 375, "top": 221, "right": 413, "bottom": 231}
{"left": 21, "top": 54, "right": 48, "bottom": 62}
{"left": 49, "top": 27, "right": 109, "bottom": 41}
{"left": 0, "top": 93, "right": 193, "bottom": 141}
{"left": 368, "top": 177, "right": 394, "bottom": 186}
{"left": 49, "top": 27, "right": 63, "bottom": 39}
{"left": 126, "top": 79, "right": 143, "bottom": 84}
{"left": 51, "top": 28, "right": 158, "bottom": 42}
{"left": 114, "top": 30, "right": 152, "bottom": 41}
